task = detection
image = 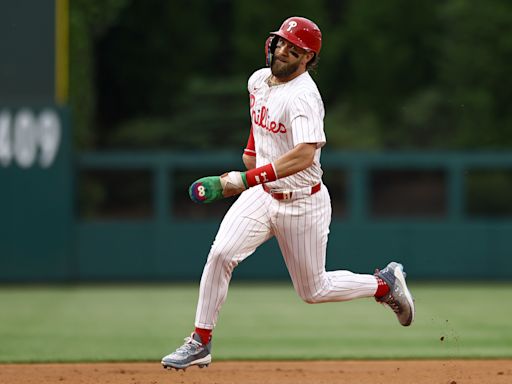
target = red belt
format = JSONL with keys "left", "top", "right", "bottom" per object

{"left": 262, "top": 183, "right": 321, "bottom": 200}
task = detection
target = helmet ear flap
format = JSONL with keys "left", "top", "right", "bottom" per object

{"left": 266, "top": 35, "right": 279, "bottom": 67}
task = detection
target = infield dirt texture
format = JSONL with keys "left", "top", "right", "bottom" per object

{"left": 1, "top": 360, "right": 512, "bottom": 383}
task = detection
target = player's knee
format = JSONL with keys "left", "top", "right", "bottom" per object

{"left": 300, "top": 291, "right": 325, "bottom": 304}
{"left": 302, "top": 296, "right": 322, "bottom": 304}
{"left": 207, "top": 246, "right": 239, "bottom": 273}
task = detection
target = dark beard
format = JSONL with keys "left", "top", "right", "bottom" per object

{"left": 271, "top": 58, "right": 301, "bottom": 79}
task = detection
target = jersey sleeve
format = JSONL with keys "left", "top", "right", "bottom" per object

{"left": 244, "top": 125, "right": 256, "bottom": 157}
{"left": 289, "top": 91, "right": 326, "bottom": 148}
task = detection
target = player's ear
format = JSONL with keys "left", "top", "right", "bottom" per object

{"left": 302, "top": 52, "right": 315, "bottom": 67}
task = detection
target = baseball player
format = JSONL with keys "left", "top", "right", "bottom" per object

{"left": 162, "top": 16, "right": 415, "bottom": 371}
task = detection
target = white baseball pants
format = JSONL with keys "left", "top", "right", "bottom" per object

{"left": 195, "top": 184, "right": 378, "bottom": 329}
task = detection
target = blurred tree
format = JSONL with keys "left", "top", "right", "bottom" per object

{"left": 69, "top": 0, "right": 512, "bottom": 151}
{"left": 69, "top": 0, "right": 130, "bottom": 149}
{"left": 96, "top": 0, "right": 221, "bottom": 121}
{"left": 330, "top": 0, "right": 440, "bottom": 149}
{"left": 436, "top": 0, "right": 512, "bottom": 149}
{"left": 96, "top": 0, "right": 246, "bottom": 149}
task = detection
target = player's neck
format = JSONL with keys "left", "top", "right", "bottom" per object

{"left": 267, "top": 75, "right": 283, "bottom": 87}
{"left": 268, "top": 70, "right": 306, "bottom": 86}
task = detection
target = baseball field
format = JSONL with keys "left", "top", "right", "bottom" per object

{"left": 1, "top": 282, "right": 511, "bottom": 383}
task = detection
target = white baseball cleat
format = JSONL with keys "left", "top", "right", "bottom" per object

{"left": 375, "top": 262, "right": 415, "bottom": 326}
{"left": 161, "top": 333, "right": 212, "bottom": 370}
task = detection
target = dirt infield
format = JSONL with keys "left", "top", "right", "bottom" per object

{"left": 1, "top": 360, "right": 511, "bottom": 384}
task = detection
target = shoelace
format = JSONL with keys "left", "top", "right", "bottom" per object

{"left": 176, "top": 337, "right": 202, "bottom": 354}
{"left": 384, "top": 297, "right": 401, "bottom": 314}
{"left": 374, "top": 267, "right": 407, "bottom": 279}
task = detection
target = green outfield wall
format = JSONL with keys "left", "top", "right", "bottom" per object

{"left": 72, "top": 152, "right": 512, "bottom": 281}
{"left": 0, "top": 106, "right": 73, "bottom": 281}
{"left": 2, "top": 147, "right": 512, "bottom": 281}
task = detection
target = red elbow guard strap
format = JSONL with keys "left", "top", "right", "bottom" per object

{"left": 245, "top": 163, "right": 278, "bottom": 187}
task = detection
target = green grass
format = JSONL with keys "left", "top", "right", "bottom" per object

{"left": 0, "top": 282, "right": 511, "bottom": 362}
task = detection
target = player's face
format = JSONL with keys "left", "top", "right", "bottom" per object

{"left": 271, "top": 38, "right": 311, "bottom": 80}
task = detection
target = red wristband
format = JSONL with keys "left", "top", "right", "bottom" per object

{"left": 245, "top": 163, "right": 277, "bottom": 187}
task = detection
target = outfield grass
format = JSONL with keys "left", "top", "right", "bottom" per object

{"left": 0, "top": 282, "right": 511, "bottom": 362}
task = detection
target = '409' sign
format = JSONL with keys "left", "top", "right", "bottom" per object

{"left": 0, "top": 108, "right": 61, "bottom": 169}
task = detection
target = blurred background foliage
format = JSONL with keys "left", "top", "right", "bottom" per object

{"left": 69, "top": 0, "right": 512, "bottom": 151}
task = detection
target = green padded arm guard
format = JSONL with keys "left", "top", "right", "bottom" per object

{"left": 189, "top": 176, "right": 224, "bottom": 204}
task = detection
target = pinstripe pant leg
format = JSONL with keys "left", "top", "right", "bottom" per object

{"left": 274, "top": 186, "right": 377, "bottom": 303}
{"left": 195, "top": 187, "right": 273, "bottom": 329}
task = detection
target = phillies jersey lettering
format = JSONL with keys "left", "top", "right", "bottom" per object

{"left": 250, "top": 104, "right": 287, "bottom": 133}
{"left": 248, "top": 68, "right": 326, "bottom": 191}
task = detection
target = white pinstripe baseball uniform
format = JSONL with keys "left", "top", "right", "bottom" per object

{"left": 162, "top": 16, "right": 414, "bottom": 372}
{"left": 194, "top": 68, "right": 378, "bottom": 330}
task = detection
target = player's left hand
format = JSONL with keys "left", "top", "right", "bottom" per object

{"left": 189, "top": 172, "right": 248, "bottom": 203}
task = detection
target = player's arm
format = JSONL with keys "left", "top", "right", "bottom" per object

{"left": 243, "top": 154, "right": 256, "bottom": 170}
{"left": 189, "top": 143, "right": 316, "bottom": 204}
{"left": 272, "top": 143, "right": 315, "bottom": 178}
{"left": 243, "top": 126, "right": 256, "bottom": 170}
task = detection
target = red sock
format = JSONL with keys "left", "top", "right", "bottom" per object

{"left": 374, "top": 277, "right": 390, "bottom": 298}
{"left": 194, "top": 327, "right": 212, "bottom": 345}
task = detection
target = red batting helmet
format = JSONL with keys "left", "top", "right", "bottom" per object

{"left": 270, "top": 16, "right": 322, "bottom": 54}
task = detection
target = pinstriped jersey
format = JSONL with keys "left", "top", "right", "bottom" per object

{"left": 248, "top": 68, "right": 326, "bottom": 190}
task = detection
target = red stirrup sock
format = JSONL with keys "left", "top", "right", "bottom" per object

{"left": 374, "top": 277, "right": 390, "bottom": 298}
{"left": 194, "top": 327, "right": 212, "bottom": 345}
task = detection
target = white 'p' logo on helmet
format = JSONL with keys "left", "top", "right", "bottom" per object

{"left": 287, "top": 21, "right": 297, "bottom": 32}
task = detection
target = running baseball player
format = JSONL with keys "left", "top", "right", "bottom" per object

{"left": 162, "top": 16, "right": 415, "bottom": 371}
